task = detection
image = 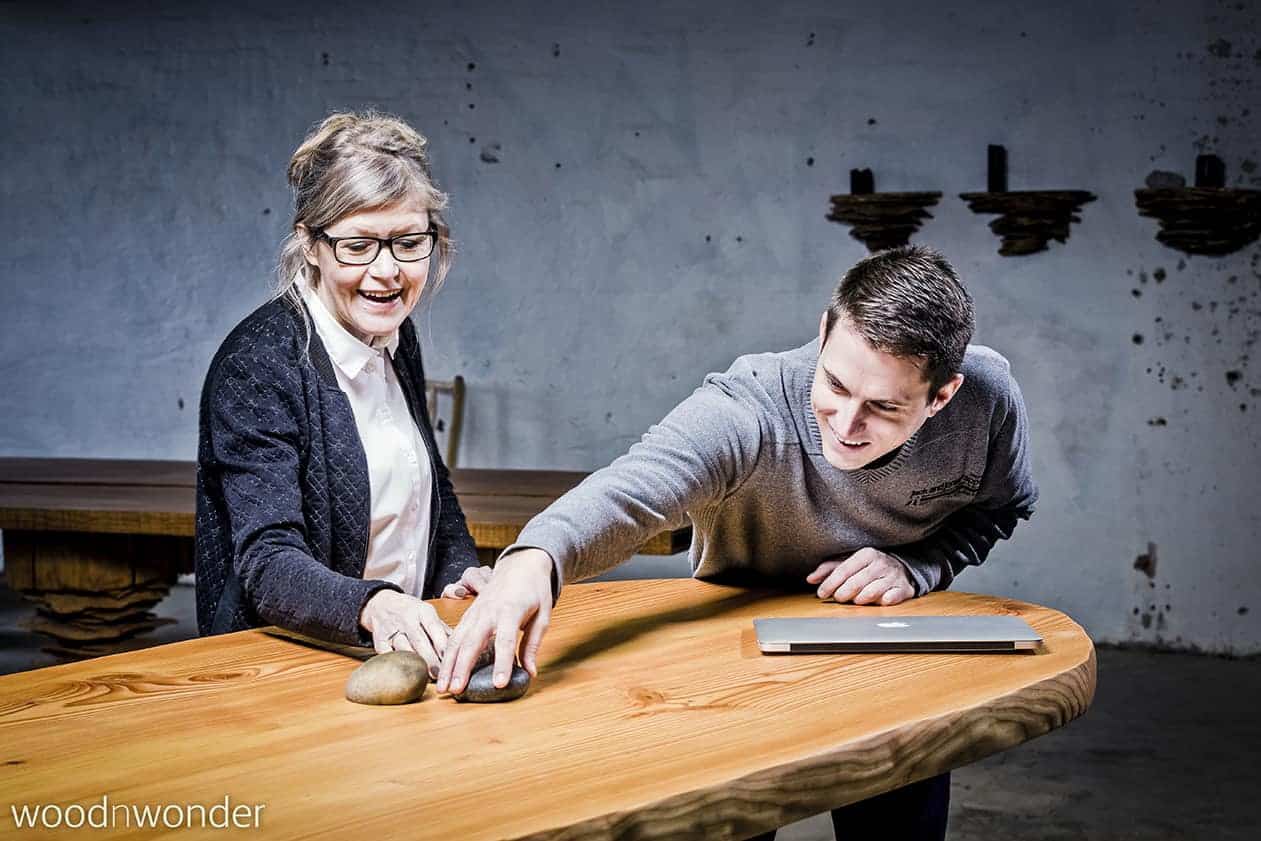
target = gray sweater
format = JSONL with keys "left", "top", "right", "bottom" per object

{"left": 510, "top": 339, "right": 1038, "bottom": 596}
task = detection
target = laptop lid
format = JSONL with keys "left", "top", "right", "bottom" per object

{"left": 754, "top": 615, "right": 1043, "bottom": 654}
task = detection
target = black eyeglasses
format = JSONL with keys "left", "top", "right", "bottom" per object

{"left": 314, "top": 230, "right": 436, "bottom": 265}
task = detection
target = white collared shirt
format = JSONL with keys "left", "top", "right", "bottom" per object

{"left": 300, "top": 280, "right": 433, "bottom": 597}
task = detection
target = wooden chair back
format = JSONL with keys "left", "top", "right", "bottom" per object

{"left": 425, "top": 375, "right": 465, "bottom": 468}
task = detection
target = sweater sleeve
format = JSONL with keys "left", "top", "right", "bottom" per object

{"left": 502, "top": 372, "right": 765, "bottom": 589}
{"left": 887, "top": 372, "right": 1039, "bottom": 595}
{"left": 206, "top": 351, "right": 401, "bottom": 645}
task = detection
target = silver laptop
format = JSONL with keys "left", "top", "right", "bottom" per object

{"left": 754, "top": 615, "right": 1042, "bottom": 654}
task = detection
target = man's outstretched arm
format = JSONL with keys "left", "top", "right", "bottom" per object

{"left": 436, "top": 371, "right": 765, "bottom": 695}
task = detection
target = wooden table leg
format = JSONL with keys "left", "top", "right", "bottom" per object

{"left": 2, "top": 531, "right": 188, "bottom": 659}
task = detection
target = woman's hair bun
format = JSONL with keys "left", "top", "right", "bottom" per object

{"left": 286, "top": 113, "right": 359, "bottom": 189}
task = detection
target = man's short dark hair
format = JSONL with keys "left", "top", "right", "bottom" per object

{"left": 824, "top": 245, "right": 975, "bottom": 397}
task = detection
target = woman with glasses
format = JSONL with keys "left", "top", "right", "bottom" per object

{"left": 195, "top": 112, "right": 489, "bottom": 670}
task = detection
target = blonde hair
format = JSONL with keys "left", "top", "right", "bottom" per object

{"left": 275, "top": 111, "right": 454, "bottom": 312}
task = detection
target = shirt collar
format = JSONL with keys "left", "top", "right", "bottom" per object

{"left": 298, "top": 275, "right": 400, "bottom": 380}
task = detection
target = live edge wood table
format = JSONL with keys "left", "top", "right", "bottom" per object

{"left": 0, "top": 458, "right": 690, "bottom": 656}
{"left": 0, "top": 581, "right": 1095, "bottom": 840}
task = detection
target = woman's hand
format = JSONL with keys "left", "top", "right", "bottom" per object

{"left": 359, "top": 590, "right": 451, "bottom": 671}
{"left": 440, "top": 565, "right": 494, "bottom": 600}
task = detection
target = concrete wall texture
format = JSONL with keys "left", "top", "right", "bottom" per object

{"left": 2, "top": 1, "right": 1259, "bottom": 653}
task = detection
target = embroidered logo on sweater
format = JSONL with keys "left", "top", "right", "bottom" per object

{"left": 907, "top": 473, "right": 983, "bottom": 507}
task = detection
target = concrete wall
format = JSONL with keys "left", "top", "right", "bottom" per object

{"left": 2, "top": 0, "right": 1258, "bottom": 653}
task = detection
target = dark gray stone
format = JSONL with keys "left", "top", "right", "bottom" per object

{"left": 453, "top": 664, "right": 531, "bottom": 703}
{"left": 344, "top": 651, "right": 430, "bottom": 705}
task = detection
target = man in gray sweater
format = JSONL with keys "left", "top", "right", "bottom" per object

{"left": 438, "top": 245, "right": 1037, "bottom": 839}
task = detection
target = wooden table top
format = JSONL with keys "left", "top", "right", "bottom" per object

{"left": 0, "top": 458, "right": 196, "bottom": 488}
{"left": 0, "top": 458, "right": 687, "bottom": 555}
{"left": 0, "top": 580, "right": 1095, "bottom": 840}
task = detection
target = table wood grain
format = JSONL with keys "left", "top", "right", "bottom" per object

{"left": 0, "top": 580, "right": 1095, "bottom": 840}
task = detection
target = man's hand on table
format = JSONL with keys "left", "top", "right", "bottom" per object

{"left": 436, "top": 548, "right": 555, "bottom": 695}
{"left": 806, "top": 547, "right": 915, "bottom": 606}
{"left": 360, "top": 590, "right": 452, "bottom": 674}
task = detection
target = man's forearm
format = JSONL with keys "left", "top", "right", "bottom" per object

{"left": 504, "top": 455, "right": 698, "bottom": 588}
{"left": 507, "top": 380, "right": 762, "bottom": 588}
{"left": 887, "top": 504, "right": 1032, "bottom": 595}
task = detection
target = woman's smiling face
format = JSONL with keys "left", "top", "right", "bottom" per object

{"left": 302, "top": 201, "right": 431, "bottom": 344}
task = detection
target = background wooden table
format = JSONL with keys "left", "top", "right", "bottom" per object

{"left": 0, "top": 459, "right": 688, "bottom": 552}
{"left": 0, "top": 458, "right": 690, "bottom": 654}
{"left": 0, "top": 580, "right": 1095, "bottom": 840}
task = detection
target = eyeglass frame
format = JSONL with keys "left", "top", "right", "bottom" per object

{"left": 312, "top": 229, "right": 437, "bottom": 265}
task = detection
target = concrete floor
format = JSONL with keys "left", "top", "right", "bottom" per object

{"left": 1, "top": 575, "right": 1255, "bottom": 840}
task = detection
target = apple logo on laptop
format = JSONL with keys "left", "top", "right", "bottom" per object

{"left": 877, "top": 622, "right": 910, "bottom": 628}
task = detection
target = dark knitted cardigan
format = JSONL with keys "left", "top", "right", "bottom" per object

{"left": 194, "top": 296, "right": 478, "bottom": 646}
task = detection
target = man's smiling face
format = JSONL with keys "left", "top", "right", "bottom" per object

{"left": 810, "top": 313, "right": 963, "bottom": 470}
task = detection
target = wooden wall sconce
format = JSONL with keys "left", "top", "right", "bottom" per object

{"left": 959, "top": 146, "right": 1096, "bottom": 256}
{"left": 827, "top": 169, "right": 942, "bottom": 252}
{"left": 1134, "top": 155, "right": 1261, "bottom": 256}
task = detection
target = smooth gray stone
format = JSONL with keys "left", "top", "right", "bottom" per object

{"left": 453, "top": 664, "right": 531, "bottom": 703}
{"left": 345, "top": 651, "right": 430, "bottom": 705}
